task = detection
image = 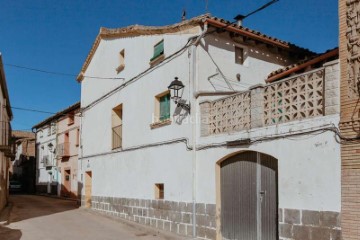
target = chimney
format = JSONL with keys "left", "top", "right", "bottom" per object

{"left": 234, "top": 14, "right": 245, "bottom": 27}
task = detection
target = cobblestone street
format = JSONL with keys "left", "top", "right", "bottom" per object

{"left": 0, "top": 195, "right": 186, "bottom": 240}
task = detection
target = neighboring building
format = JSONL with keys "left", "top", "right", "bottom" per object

{"left": 339, "top": 1, "right": 360, "bottom": 239}
{"left": 0, "top": 54, "right": 13, "bottom": 211}
{"left": 11, "top": 131, "right": 36, "bottom": 193}
{"left": 55, "top": 102, "right": 80, "bottom": 199}
{"left": 33, "top": 117, "right": 57, "bottom": 194}
{"left": 33, "top": 102, "right": 80, "bottom": 197}
{"left": 77, "top": 15, "right": 340, "bottom": 240}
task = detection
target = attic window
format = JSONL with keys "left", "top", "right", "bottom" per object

{"left": 150, "top": 40, "right": 164, "bottom": 63}
{"left": 68, "top": 113, "right": 75, "bottom": 125}
{"left": 116, "top": 49, "right": 125, "bottom": 73}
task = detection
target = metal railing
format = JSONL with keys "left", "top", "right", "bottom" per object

{"left": 0, "top": 121, "right": 11, "bottom": 151}
{"left": 112, "top": 125, "right": 122, "bottom": 149}
{"left": 57, "top": 142, "right": 70, "bottom": 158}
{"left": 43, "top": 155, "right": 52, "bottom": 166}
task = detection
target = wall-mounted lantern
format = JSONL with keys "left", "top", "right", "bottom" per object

{"left": 168, "top": 77, "right": 191, "bottom": 112}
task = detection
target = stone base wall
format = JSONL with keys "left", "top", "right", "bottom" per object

{"left": 81, "top": 196, "right": 216, "bottom": 240}
{"left": 81, "top": 196, "right": 341, "bottom": 240}
{"left": 279, "top": 208, "right": 341, "bottom": 240}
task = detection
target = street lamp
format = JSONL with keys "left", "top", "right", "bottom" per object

{"left": 168, "top": 77, "right": 191, "bottom": 112}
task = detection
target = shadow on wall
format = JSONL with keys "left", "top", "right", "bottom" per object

{"left": 0, "top": 226, "right": 22, "bottom": 240}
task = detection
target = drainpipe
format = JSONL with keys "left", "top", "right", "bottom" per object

{"left": 191, "top": 22, "right": 208, "bottom": 239}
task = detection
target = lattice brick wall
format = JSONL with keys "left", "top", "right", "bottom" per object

{"left": 209, "top": 92, "right": 251, "bottom": 134}
{"left": 263, "top": 70, "right": 324, "bottom": 126}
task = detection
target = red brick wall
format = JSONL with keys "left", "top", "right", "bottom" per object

{"left": 339, "top": 0, "right": 360, "bottom": 238}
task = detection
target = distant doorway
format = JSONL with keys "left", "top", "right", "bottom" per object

{"left": 85, "top": 171, "right": 92, "bottom": 208}
{"left": 62, "top": 169, "right": 71, "bottom": 197}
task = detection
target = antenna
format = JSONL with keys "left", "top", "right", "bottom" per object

{"left": 205, "top": 0, "right": 209, "bottom": 13}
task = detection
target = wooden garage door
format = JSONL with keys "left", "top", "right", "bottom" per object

{"left": 220, "top": 152, "right": 278, "bottom": 240}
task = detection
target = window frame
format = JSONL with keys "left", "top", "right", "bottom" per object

{"left": 235, "top": 46, "right": 245, "bottom": 65}
{"left": 111, "top": 104, "right": 123, "bottom": 150}
{"left": 116, "top": 49, "right": 125, "bottom": 73}
{"left": 150, "top": 39, "right": 165, "bottom": 65}
{"left": 155, "top": 183, "right": 164, "bottom": 200}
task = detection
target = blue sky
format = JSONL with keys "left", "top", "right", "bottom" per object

{"left": 0, "top": 0, "right": 338, "bottom": 131}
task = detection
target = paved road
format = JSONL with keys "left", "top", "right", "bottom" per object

{"left": 0, "top": 195, "right": 185, "bottom": 240}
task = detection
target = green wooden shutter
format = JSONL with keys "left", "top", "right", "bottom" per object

{"left": 160, "top": 94, "right": 170, "bottom": 121}
{"left": 150, "top": 40, "right": 164, "bottom": 61}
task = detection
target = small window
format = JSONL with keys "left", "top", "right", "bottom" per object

{"left": 150, "top": 40, "right": 164, "bottom": 62}
{"left": 154, "top": 92, "right": 171, "bottom": 122}
{"left": 116, "top": 49, "right": 125, "bottom": 73}
{"left": 68, "top": 113, "right": 75, "bottom": 125}
{"left": 51, "top": 123, "right": 56, "bottom": 134}
{"left": 112, "top": 104, "right": 123, "bottom": 149}
{"left": 155, "top": 183, "right": 164, "bottom": 199}
{"left": 76, "top": 129, "right": 80, "bottom": 147}
{"left": 235, "top": 46, "right": 244, "bottom": 65}
{"left": 47, "top": 127, "right": 51, "bottom": 136}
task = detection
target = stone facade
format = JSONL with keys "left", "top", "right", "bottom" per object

{"left": 82, "top": 197, "right": 341, "bottom": 240}
{"left": 81, "top": 196, "right": 216, "bottom": 240}
{"left": 279, "top": 208, "right": 341, "bottom": 240}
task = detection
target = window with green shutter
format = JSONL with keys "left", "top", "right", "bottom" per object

{"left": 150, "top": 40, "right": 164, "bottom": 62}
{"left": 159, "top": 93, "right": 170, "bottom": 121}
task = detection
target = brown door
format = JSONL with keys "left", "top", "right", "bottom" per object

{"left": 85, "top": 171, "right": 92, "bottom": 208}
{"left": 63, "top": 169, "right": 71, "bottom": 197}
{"left": 220, "top": 151, "right": 278, "bottom": 240}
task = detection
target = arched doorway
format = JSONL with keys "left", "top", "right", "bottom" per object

{"left": 219, "top": 151, "right": 278, "bottom": 240}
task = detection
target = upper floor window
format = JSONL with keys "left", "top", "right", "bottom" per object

{"left": 153, "top": 91, "right": 171, "bottom": 122}
{"left": 47, "top": 127, "right": 51, "bottom": 136}
{"left": 150, "top": 40, "right": 164, "bottom": 64}
{"left": 235, "top": 46, "right": 244, "bottom": 65}
{"left": 112, "top": 104, "right": 123, "bottom": 149}
{"left": 51, "top": 122, "right": 56, "bottom": 135}
{"left": 39, "top": 131, "right": 43, "bottom": 138}
{"left": 116, "top": 49, "right": 125, "bottom": 73}
{"left": 159, "top": 93, "right": 170, "bottom": 121}
{"left": 68, "top": 112, "right": 75, "bottom": 125}
{"left": 76, "top": 128, "right": 80, "bottom": 147}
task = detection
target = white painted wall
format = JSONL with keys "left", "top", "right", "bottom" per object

{"left": 79, "top": 25, "right": 340, "bottom": 215}
{"left": 197, "top": 33, "right": 293, "bottom": 92}
{"left": 35, "top": 126, "right": 58, "bottom": 186}
{"left": 196, "top": 115, "right": 341, "bottom": 212}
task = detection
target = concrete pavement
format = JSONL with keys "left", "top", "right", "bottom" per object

{"left": 0, "top": 195, "right": 188, "bottom": 240}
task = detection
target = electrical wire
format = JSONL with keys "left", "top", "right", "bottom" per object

{"left": 4, "top": 63, "right": 125, "bottom": 80}
{"left": 81, "top": 36, "right": 197, "bottom": 112}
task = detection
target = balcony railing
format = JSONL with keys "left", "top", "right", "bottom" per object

{"left": 112, "top": 125, "right": 122, "bottom": 149}
{"left": 57, "top": 142, "right": 70, "bottom": 158}
{"left": 0, "top": 121, "right": 11, "bottom": 152}
{"left": 42, "top": 155, "right": 52, "bottom": 167}
{"left": 200, "top": 65, "right": 339, "bottom": 137}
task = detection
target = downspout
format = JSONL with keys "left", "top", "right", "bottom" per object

{"left": 191, "top": 22, "right": 208, "bottom": 239}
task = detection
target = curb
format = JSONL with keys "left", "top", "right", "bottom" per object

{"left": 0, "top": 202, "right": 13, "bottom": 225}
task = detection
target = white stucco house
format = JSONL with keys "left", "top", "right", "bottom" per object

{"left": 77, "top": 15, "right": 341, "bottom": 240}
{"left": 33, "top": 116, "right": 58, "bottom": 194}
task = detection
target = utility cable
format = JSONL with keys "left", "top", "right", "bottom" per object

{"left": 4, "top": 63, "right": 125, "bottom": 80}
